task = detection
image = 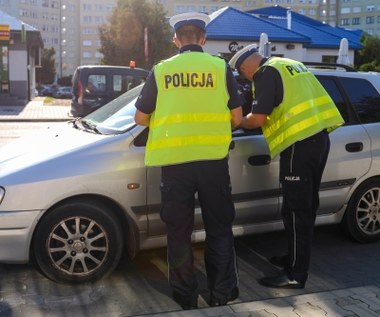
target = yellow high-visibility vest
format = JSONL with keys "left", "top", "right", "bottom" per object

{"left": 257, "top": 57, "right": 344, "bottom": 158}
{"left": 145, "top": 52, "right": 231, "bottom": 166}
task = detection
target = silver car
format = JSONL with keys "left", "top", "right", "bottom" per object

{"left": 1, "top": 67, "right": 380, "bottom": 284}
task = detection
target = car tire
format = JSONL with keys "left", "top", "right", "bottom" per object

{"left": 343, "top": 178, "right": 380, "bottom": 243}
{"left": 33, "top": 200, "right": 123, "bottom": 283}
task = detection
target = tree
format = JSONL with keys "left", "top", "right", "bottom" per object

{"left": 355, "top": 33, "right": 380, "bottom": 71}
{"left": 99, "top": 0, "right": 175, "bottom": 69}
{"left": 36, "top": 47, "right": 56, "bottom": 85}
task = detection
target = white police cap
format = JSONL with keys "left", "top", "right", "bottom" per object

{"left": 169, "top": 12, "right": 211, "bottom": 32}
{"left": 228, "top": 44, "right": 258, "bottom": 70}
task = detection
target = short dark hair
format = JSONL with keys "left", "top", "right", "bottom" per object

{"left": 176, "top": 25, "right": 205, "bottom": 42}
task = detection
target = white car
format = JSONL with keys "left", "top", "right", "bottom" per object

{"left": 1, "top": 65, "right": 380, "bottom": 284}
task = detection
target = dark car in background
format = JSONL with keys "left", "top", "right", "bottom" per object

{"left": 70, "top": 65, "right": 149, "bottom": 117}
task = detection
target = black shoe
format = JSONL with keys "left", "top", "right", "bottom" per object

{"left": 209, "top": 287, "right": 239, "bottom": 306}
{"left": 258, "top": 273, "right": 305, "bottom": 289}
{"left": 269, "top": 255, "right": 288, "bottom": 268}
{"left": 172, "top": 291, "right": 198, "bottom": 310}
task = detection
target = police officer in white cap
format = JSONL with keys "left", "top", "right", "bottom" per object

{"left": 135, "top": 12, "right": 242, "bottom": 310}
{"left": 229, "top": 46, "right": 344, "bottom": 289}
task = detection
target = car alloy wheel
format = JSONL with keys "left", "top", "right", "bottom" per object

{"left": 33, "top": 200, "right": 123, "bottom": 283}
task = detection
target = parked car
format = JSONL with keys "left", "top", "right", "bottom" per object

{"left": 40, "top": 84, "right": 60, "bottom": 97}
{"left": 70, "top": 65, "right": 149, "bottom": 117}
{"left": 53, "top": 86, "right": 73, "bottom": 99}
{"left": 1, "top": 64, "right": 380, "bottom": 284}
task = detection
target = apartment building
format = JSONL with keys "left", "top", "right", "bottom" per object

{"left": 337, "top": 0, "right": 380, "bottom": 35}
{"left": 0, "top": 0, "right": 377, "bottom": 79}
{"left": 0, "top": 0, "right": 116, "bottom": 78}
{"left": 150, "top": 0, "right": 320, "bottom": 19}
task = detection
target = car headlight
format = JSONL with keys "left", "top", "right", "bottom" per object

{"left": 0, "top": 187, "right": 4, "bottom": 204}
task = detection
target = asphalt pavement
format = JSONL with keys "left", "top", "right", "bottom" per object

{"left": 1, "top": 98, "right": 380, "bottom": 317}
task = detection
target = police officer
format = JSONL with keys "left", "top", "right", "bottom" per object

{"left": 229, "top": 45, "right": 344, "bottom": 289}
{"left": 134, "top": 12, "right": 243, "bottom": 310}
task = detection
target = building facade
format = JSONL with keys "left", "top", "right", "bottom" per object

{"left": 336, "top": 0, "right": 380, "bottom": 35}
{"left": 0, "top": 0, "right": 377, "bottom": 80}
{"left": 0, "top": 0, "right": 116, "bottom": 78}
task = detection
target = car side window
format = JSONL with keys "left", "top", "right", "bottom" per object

{"left": 114, "top": 74, "right": 135, "bottom": 95}
{"left": 339, "top": 77, "right": 380, "bottom": 124}
{"left": 317, "top": 77, "right": 352, "bottom": 124}
{"left": 86, "top": 75, "right": 106, "bottom": 93}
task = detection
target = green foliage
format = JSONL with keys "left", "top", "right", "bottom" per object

{"left": 355, "top": 34, "right": 380, "bottom": 71}
{"left": 99, "top": 0, "right": 176, "bottom": 70}
{"left": 36, "top": 47, "right": 56, "bottom": 85}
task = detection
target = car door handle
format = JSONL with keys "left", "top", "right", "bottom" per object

{"left": 345, "top": 142, "right": 363, "bottom": 152}
{"left": 248, "top": 155, "right": 271, "bottom": 166}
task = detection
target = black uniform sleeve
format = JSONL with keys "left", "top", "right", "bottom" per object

{"left": 226, "top": 66, "right": 245, "bottom": 110}
{"left": 135, "top": 70, "right": 157, "bottom": 115}
{"left": 252, "top": 66, "right": 284, "bottom": 115}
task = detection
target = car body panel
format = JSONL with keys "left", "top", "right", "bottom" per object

{"left": 1, "top": 68, "right": 380, "bottom": 278}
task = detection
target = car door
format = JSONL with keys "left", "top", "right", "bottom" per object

{"left": 229, "top": 129, "right": 281, "bottom": 228}
{"left": 314, "top": 75, "right": 372, "bottom": 216}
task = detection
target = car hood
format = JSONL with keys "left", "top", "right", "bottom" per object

{"left": 0, "top": 122, "right": 122, "bottom": 177}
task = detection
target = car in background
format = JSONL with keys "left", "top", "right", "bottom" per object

{"left": 0, "top": 63, "right": 380, "bottom": 284}
{"left": 70, "top": 65, "right": 149, "bottom": 117}
{"left": 53, "top": 86, "right": 73, "bottom": 99}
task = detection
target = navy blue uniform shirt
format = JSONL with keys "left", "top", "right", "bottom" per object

{"left": 135, "top": 44, "right": 244, "bottom": 114}
{"left": 252, "top": 57, "right": 284, "bottom": 115}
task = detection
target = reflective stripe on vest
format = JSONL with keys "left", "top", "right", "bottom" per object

{"left": 259, "top": 57, "right": 344, "bottom": 158}
{"left": 145, "top": 52, "right": 231, "bottom": 166}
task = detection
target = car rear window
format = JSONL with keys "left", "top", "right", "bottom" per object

{"left": 339, "top": 77, "right": 380, "bottom": 124}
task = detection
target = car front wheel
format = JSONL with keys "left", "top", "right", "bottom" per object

{"left": 33, "top": 200, "right": 123, "bottom": 283}
{"left": 343, "top": 178, "right": 380, "bottom": 243}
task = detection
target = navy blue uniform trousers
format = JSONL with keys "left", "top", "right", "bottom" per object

{"left": 160, "top": 158, "right": 238, "bottom": 301}
{"left": 279, "top": 130, "right": 330, "bottom": 283}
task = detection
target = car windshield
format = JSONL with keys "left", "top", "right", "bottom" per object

{"left": 77, "top": 84, "right": 143, "bottom": 134}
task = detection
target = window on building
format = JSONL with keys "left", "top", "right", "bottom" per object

{"left": 94, "top": 16, "right": 104, "bottom": 23}
{"left": 377, "top": 16, "right": 380, "bottom": 23}
{"left": 308, "top": 8, "right": 316, "bottom": 16}
{"left": 340, "top": 18, "right": 350, "bottom": 26}
{"left": 366, "top": 16, "right": 375, "bottom": 24}
{"left": 341, "top": 7, "right": 350, "bottom": 14}
{"left": 83, "top": 40, "right": 92, "bottom": 46}
{"left": 83, "top": 4, "right": 92, "bottom": 11}
{"left": 321, "top": 55, "right": 336, "bottom": 63}
{"left": 95, "top": 4, "right": 103, "bottom": 11}
{"left": 366, "top": 28, "right": 374, "bottom": 35}
{"left": 83, "top": 16, "right": 92, "bottom": 23}
{"left": 367, "top": 6, "right": 375, "bottom": 12}
{"left": 94, "top": 52, "right": 103, "bottom": 58}
{"left": 352, "top": 17, "right": 360, "bottom": 25}
{"left": 352, "top": 6, "right": 361, "bottom": 13}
